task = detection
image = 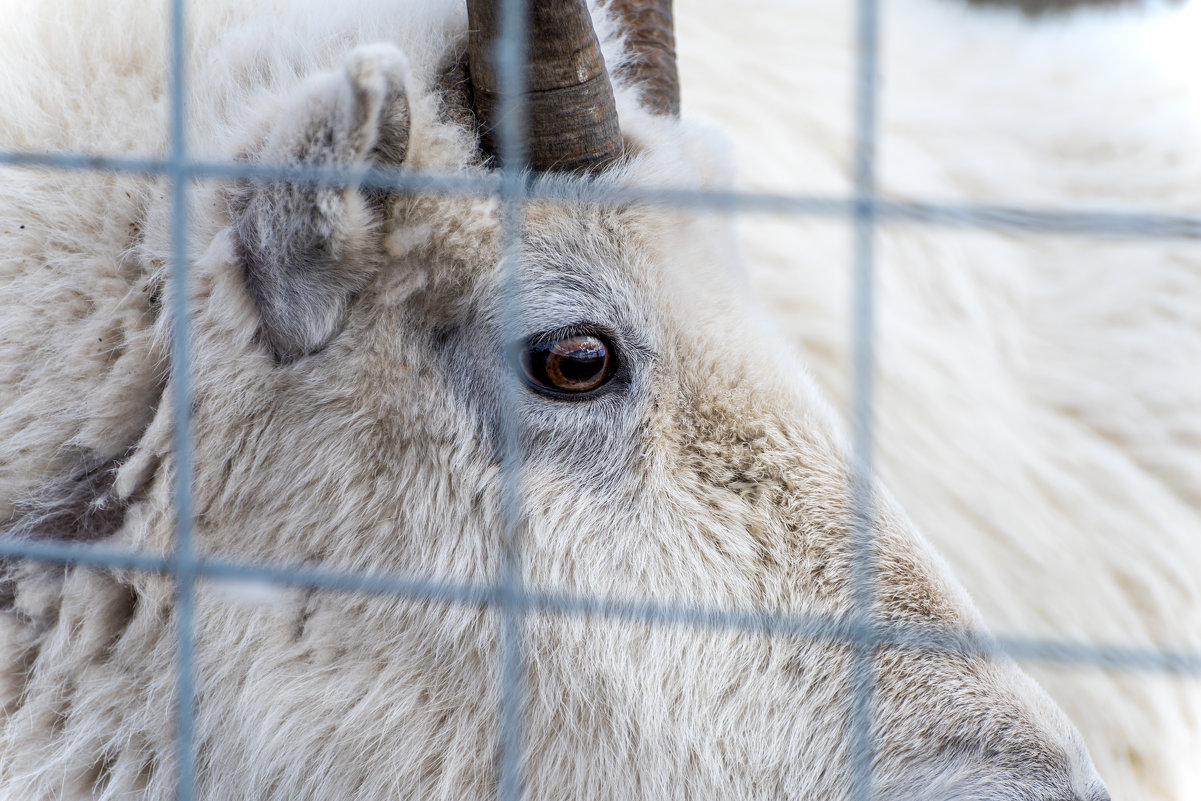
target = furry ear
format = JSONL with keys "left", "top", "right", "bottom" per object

{"left": 233, "top": 45, "right": 411, "bottom": 363}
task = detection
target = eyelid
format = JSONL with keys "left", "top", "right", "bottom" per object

{"left": 527, "top": 322, "right": 614, "bottom": 346}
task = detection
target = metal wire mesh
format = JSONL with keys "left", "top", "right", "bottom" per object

{"left": 2, "top": 0, "right": 1201, "bottom": 799}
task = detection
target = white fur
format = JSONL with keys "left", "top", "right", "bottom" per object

{"left": 677, "top": 1, "right": 1201, "bottom": 798}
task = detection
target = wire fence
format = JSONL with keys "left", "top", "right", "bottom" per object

{"left": 2, "top": 0, "right": 1201, "bottom": 799}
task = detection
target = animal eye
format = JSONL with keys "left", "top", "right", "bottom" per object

{"left": 520, "top": 333, "right": 615, "bottom": 395}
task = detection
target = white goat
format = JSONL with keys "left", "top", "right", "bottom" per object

{"left": 0, "top": 0, "right": 1190, "bottom": 798}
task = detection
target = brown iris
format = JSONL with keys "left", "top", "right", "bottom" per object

{"left": 520, "top": 333, "right": 614, "bottom": 395}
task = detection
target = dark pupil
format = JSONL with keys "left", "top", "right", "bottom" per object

{"left": 525, "top": 335, "right": 611, "bottom": 393}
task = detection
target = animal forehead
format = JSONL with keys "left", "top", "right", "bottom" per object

{"left": 515, "top": 203, "right": 664, "bottom": 326}
{"left": 517, "top": 197, "right": 740, "bottom": 303}
{"left": 391, "top": 187, "right": 738, "bottom": 351}
{"left": 521, "top": 201, "right": 644, "bottom": 270}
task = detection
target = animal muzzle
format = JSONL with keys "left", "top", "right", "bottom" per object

{"left": 875, "top": 746, "right": 1111, "bottom": 801}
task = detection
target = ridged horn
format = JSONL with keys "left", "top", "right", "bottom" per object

{"left": 467, "top": 0, "right": 623, "bottom": 173}
{"left": 609, "top": 0, "right": 679, "bottom": 117}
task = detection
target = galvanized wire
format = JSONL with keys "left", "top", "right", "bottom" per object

{"left": 6, "top": 149, "right": 1201, "bottom": 240}
{"left": 848, "top": 0, "right": 882, "bottom": 797}
{"left": 5, "top": 535, "right": 1201, "bottom": 677}
{"left": 494, "top": 0, "right": 532, "bottom": 798}
{"left": 165, "top": 0, "right": 198, "bottom": 797}
{"left": 1, "top": 1, "right": 1200, "bottom": 800}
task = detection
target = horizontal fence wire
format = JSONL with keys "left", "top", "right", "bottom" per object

{"left": 2, "top": 1, "right": 1200, "bottom": 799}
{"left": 3, "top": 537, "right": 1201, "bottom": 676}
{"left": 5, "top": 149, "right": 1201, "bottom": 239}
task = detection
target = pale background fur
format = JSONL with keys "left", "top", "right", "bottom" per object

{"left": 0, "top": 0, "right": 1196, "bottom": 798}
{"left": 677, "top": 0, "right": 1201, "bottom": 798}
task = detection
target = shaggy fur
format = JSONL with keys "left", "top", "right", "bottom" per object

{"left": 0, "top": 0, "right": 1189, "bottom": 798}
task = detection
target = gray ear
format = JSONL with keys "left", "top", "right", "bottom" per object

{"left": 234, "top": 45, "right": 412, "bottom": 363}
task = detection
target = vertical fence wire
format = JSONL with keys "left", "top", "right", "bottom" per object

{"left": 166, "top": 0, "right": 198, "bottom": 798}
{"left": 848, "top": 0, "right": 882, "bottom": 798}
{"left": 494, "top": 0, "right": 531, "bottom": 798}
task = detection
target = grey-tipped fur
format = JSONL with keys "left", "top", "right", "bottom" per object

{"left": 233, "top": 47, "right": 412, "bottom": 363}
